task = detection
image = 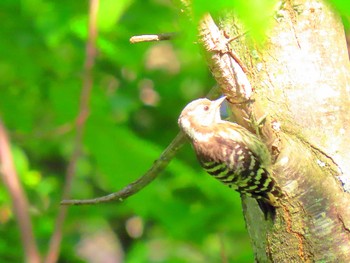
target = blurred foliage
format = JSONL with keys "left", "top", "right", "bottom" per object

{"left": 192, "top": 0, "right": 278, "bottom": 41}
{"left": 328, "top": 0, "right": 350, "bottom": 29}
{"left": 0, "top": 0, "right": 349, "bottom": 262}
{"left": 0, "top": 0, "right": 249, "bottom": 262}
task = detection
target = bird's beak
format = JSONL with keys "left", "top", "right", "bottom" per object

{"left": 212, "top": 96, "right": 227, "bottom": 109}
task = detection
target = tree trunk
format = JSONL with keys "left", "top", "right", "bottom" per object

{"left": 194, "top": 0, "right": 350, "bottom": 261}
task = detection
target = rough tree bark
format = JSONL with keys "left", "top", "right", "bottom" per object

{"left": 187, "top": 0, "right": 350, "bottom": 261}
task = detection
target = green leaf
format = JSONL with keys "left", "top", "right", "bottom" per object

{"left": 98, "top": 0, "right": 134, "bottom": 33}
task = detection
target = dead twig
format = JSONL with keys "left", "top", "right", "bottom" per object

{"left": 130, "top": 33, "right": 177, "bottom": 43}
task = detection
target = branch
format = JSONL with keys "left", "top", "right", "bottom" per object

{"left": 44, "top": 0, "right": 99, "bottom": 262}
{"left": 0, "top": 120, "right": 41, "bottom": 263}
{"left": 198, "top": 14, "right": 255, "bottom": 131}
{"left": 130, "top": 33, "right": 177, "bottom": 43}
{"left": 198, "top": 14, "right": 277, "bottom": 148}
{"left": 199, "top": 14, "right": 252, "bottom": 101}
{"left": 61, "top": 132, "right": 186, "bottom": 205}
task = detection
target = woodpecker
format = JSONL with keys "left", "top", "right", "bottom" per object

{"left": 178, "top": 97, "right": 282, "bottom": 214}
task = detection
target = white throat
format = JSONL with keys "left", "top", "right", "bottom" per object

{"left": 179, "top": 118, "right": 213, "bottom": 142}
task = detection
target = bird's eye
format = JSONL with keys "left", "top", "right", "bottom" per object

{"left": 203, "top": 105, "right": 209, "bottom": 111}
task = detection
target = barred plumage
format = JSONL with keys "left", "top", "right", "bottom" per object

{"left": 178, "top": 97, "right": 282, "bottom": 212}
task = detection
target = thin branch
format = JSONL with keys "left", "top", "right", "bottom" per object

{"left": 0, "top": 120, "right": 41, "bottom": 263}
{"left": 61, "top": 132, "right": 186, "bottom": 205}
{"left": 44, "top": 0, "right": 99, "bottom": 262}
{"left": 130, "top": 33, "right": 177, "bottom": 43}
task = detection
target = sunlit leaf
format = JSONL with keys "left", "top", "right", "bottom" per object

{"left": 98, "top": 0, "right": 133, "bottom": 32}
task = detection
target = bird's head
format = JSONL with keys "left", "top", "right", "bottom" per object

{"left": 178, "top": 97, "right": 226, "bottom": 140}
